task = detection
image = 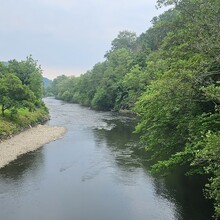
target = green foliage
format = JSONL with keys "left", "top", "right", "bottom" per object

{"left": 50, "top": 75, "right": 68, "bottom": 97}
{"left": 0, "top": 107, "right": 49, "bottom": 140}
{"left": 0, "top": 116, "right": 17, "bottom": 138}
{"left": 121, "top": 65, "right": 146, "bottom": 109}
{"left": 134, "top": 0, "right": 220, "bottom": 217}
{"left": 91, "top": 87, "right": 115, "bottom": 110}
{"left": 135, "top": 69, "right": 199, "bottom": 165}
{"left": 0, "top": 57, "right": 49, "bottom": 139}
{"left": 192, "top": 132, "right": 220, "bottom": 218}
{"left": 106, "top": 31, "right": 137, "bottom": 56}
{"left": 0, "top": 73, "right": 35, "bottom": 116}
{"left": 0, "top": 56, "right": 46, "bottom": 116}
{"left": 8, "top": 56, "right": 43, "bottom": 98}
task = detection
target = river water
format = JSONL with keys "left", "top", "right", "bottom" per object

{"left": 0, "top": 98, "right": 213, "bottom": 220}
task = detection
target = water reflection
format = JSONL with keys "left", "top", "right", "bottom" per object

{"left": 92, "top": 115, "right": 213, "bottom": 220}
{"left": 161, "top": 171, "right": 214, "bottom": 220}
{"left": 0, "top": 148, "right": 44, "bottom": 181}
{"left": 94, "top": 118, "right": 144, "bottom": 166}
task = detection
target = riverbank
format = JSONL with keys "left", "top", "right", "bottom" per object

{"left": 0, "top": 107, "right": 50, "bottom": 140}
{"left": 0, "top": 124, "right": 66, "bottom": 169}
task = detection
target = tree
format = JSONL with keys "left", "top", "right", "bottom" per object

{"left": 92, "top": 48, "right": 133, "bottom": 110}
{"left": 50, "top": 75, "right": 68, "bottom": 96}
{"left": 134, "top": 0, "right": 220, "bottom": 217}
{"left": 8, "top": 56, "right": 43, "bottom": 98}
{"left": 192, "top": 132, "right": 220, "bottom": 218}
{"left": 0, "top": 73, "right": 34, "bottom": 116}
{"left": 121, "top": 65, "right": 147, "bottom": 109}
{"left": 110, "top": 31, "right": 137, "bottom": 52}
{"left": 105, "top": 31, "right": 137, "bottom": 58}
{"left": 0, "top": 62, "right": 8, "bottom": 76}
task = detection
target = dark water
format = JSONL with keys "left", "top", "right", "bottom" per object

{"left": 0, "top": 98, "right": 213, "bottom": 220}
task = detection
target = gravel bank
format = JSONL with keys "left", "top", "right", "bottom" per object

{"left": 0, "top": 125, "right": 67, "bottom": 169}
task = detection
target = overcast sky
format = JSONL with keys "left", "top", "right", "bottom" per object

{"left": 0, "top": 0, "right": 168, "bottom": 79}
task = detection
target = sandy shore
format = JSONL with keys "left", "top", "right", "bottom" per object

{"left": 0, "top": 125, "right": 67, "bottom": 169}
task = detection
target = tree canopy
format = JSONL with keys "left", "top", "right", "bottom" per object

{"left": 0, "top": 56, "right": 45, "bottom": 117}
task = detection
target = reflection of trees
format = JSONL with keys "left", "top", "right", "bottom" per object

{"left": 93, "top": 116, "right": 214, "bottom": 220}
{"left": 0, "top": 148, "right": 44, "bottom": 181}
{"left": 93, "top": 117, "right": 147, "bottom": 171}
{"left": 152, "top": 168, "right": 214, "bottom": 220}
{"left": 93, "top": 117, "right": 149, "bottom": 187}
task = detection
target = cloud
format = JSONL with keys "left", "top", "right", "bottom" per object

{"left": 0, "top": 0, "right": 168, "bottom": 79}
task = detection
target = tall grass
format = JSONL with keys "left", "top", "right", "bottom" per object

{"left": 0, "top": 107, "right": 49, "bottom": 140}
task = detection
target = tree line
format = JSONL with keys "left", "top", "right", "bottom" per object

{"left": 47, "top": 0, "right": 220, "bottom": 217}
{"left": 0, "top": 56, "right": 48, "bottom": 139}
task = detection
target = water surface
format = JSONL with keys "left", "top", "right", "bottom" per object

{"left": 0, "top": 98, "right": 213, "bottom": 220}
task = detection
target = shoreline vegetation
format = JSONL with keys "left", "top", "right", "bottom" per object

{"left": 0, "top": 124, "right": 66, "bottom": 169}
{"left": 0, "top": 108, "right": 50, "bottom": 140}
{"left": 0, "top": 57, "right": 68, "bottom": 168}
{"left": 0, "top": 56, "right": 50, "bottom": 140}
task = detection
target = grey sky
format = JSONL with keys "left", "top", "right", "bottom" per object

{"left": 0, "top": 0, "right": 167, "bottom": 79}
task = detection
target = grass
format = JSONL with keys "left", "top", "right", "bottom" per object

{"left": 0, "top": 107, "right": 49, "bottom": 140}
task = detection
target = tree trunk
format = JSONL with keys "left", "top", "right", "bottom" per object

{"left": 2, "top": 105, "right": 5, "bottom": 117}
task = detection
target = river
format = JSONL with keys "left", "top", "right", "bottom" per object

{"left": 0, "top": 98, "right": 213, "bottom": 220}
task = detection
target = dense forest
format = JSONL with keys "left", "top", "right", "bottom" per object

{"left": 0, "top": 56, "right": 49, "bottom": 139}
{"left": 46, "top": 0, "right": 220, "bottom": 217}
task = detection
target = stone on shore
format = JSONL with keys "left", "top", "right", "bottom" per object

{"left": 0, "top": 125, "right": 67, "bottom": 169}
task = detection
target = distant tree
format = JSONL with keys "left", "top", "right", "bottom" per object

{"left": 0, "top": 62, "right": 8, "bottom": 76}
{"left": 92, "top": 48, "right": 133, "bottom": 110}
{"left": 51, "top": 75, "right": 68, "bottom": 96}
